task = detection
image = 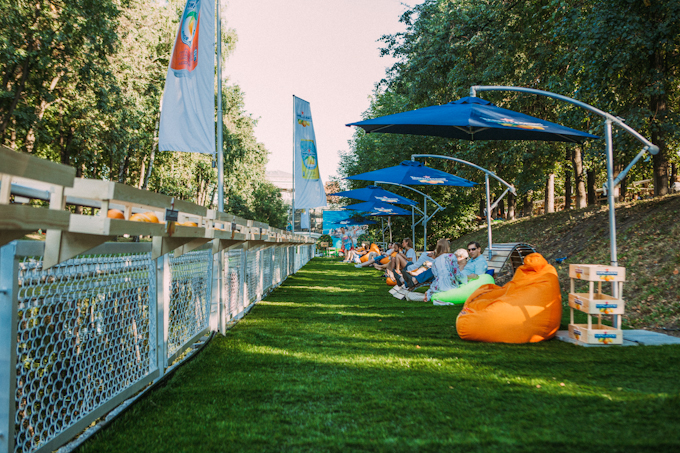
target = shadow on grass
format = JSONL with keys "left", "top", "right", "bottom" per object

{"left": 78, "top": 258, "right": 680, "bottom": 453}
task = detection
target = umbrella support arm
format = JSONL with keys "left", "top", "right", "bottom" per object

{"left": 469, "top": 86, "right": 659, "bottom": 155}
{"left": 489, "top": 187, "right": 512, "bottom": 212}
{"left": 471, "top": 85, "right": 657, "bottom": 307}
{"left": 411, "top": 154, "right": 516, "bottom": 194}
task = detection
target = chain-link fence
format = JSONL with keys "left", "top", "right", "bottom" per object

{"left": 0, "top": 240, "right": 314, "bottom": 453}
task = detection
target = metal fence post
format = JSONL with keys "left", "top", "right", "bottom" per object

{"left": 155, "top": 255, "right": 170, "bottom": 377}
{"left": 0, "top": 242, "right": 19, "bottom": 453}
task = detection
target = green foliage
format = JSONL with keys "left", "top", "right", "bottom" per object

{"left": 342, "top": 0, "right": 680, "bottom": 245}
{"left": 0, "top": 0, "right": 278, "bottom": 224}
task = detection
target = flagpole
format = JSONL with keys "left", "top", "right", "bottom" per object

{"left": 291, "top": 95, "right": 296, "bottom": 232}
{"left": 216, "top": 0, "right": 224, "bottom": 212}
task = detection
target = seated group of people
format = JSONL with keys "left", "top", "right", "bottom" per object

{"left": 346, "top": 238, "right": 489, "bottom": 304}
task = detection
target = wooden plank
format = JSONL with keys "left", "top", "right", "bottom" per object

{"left": 0, "top": 145, "right": 75, "bottom": 187}
{"left": 0, "top": 205, "right": 70, "bottom": 230}
{"left": 43, "top": 230, "right": 115, "bottom": 269}
{"left": 68, "top": 215, "right": 166, "bottom": 237}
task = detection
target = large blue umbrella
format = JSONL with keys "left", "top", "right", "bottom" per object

{"left": 343, "top": 200, "right": 412, "bottom": 216}
{"left": 345, "top": 160, "right": 476, "bottom": 187}
{"left": 332, "top": 217, "right": 376, "bottom": 226}
{"left": 332, "top": 185, "right": 418, "bottom": 206}
{"left": 346, "top": 96, "right": 599, "bottom": 143}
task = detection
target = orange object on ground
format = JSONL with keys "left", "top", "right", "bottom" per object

{"left": 130, "top": 212, "right": 160, "bottom": 223}
{"left": 360, "top": 254, "right": 370, "bottom": 263}
{"left": 386, "top": 277, "right": 397, "bottom": 286}
{"left": 456, "top": 253, "right": 562, "bottom": 344}
{"left": 380, "top": 251, "right": 397, "bottom": 265}
{"left": 370, "top": 244, "right": 380, "bottom": 254}
{"left": 107, "top": 209, "right": 125, "bottom": 219}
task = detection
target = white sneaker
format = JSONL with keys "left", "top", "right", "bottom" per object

{"left": 354, "top": 256, "right": 361, "bottom": 263}
{"left": 406, "top": 292, "right": 425, "bottom": 302}
{"left": 355, "top": 264, "right": 362, "bottom": 268}
{"left": 432, "top": 300, "right": 454, "bottom": 306}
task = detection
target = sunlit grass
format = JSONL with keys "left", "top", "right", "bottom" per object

{"left": 80, "top": 257, "right": 680, "bottom": 453}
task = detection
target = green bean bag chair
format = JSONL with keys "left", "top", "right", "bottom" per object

{"left": 431, "top": 273, "right": 495, "bottom": 304}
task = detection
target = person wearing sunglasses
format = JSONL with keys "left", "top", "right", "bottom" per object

{"left": 462, "top": 242, "right": 488, "bottom": 280}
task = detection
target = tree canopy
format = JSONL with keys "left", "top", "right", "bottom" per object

{"left": 340, "top": 0, "right": 679, "bottom": 248}
{"left": 0, "top": 0, "right": 287, "bottom": 228}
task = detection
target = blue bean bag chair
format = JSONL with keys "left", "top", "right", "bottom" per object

{"left": 431, "top": 273, "right": 495, "bottom": 304}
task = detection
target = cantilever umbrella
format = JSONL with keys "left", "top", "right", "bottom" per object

{"left": 345, "top": 160, "right": 476, "bottom": 187}
{"left": 332, "top": 185, "right": 418, "bottom": 206}
{"left": 346, "top": 96, "right": 599, "bottom": 143}
{"left": 333, "top": 217, "right": 376, "bottom": 226}
{"left": 346, "top": 161, "right": 476, "bottom": 249}
{"left": 366, "top": 210, "right": 412, "bottom": 243}
{"left": 343, "top": 201, "right": 414, "bottom": 245}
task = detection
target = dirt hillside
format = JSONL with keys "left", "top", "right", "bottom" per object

{"left": 451, "top": 192, "right": 680, "bottom": 335}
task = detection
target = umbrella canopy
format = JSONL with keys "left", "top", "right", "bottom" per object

{"left": 332, "top": 217, "right": 376, "bottom": 226}
{"left": 343, "top": 200, "right": 412, "bottom": 216}
{"left": 332, "top": 185, "right": 418, "bottom": 206}
{"left": 346, "top": 160, "right": 476, "bottom": 187}
{"left": 347, "top": 96, "right": 599, "bottom": 143}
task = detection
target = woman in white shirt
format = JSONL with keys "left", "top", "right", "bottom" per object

{"left": 405, "top": 242, "right": 468, "bottom": 302}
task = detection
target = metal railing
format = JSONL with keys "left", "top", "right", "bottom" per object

{"left": 0, "top": 240, "right": 315, "bottom": 453}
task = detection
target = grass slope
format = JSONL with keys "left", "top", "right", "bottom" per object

{"left": 447, "top": 193, "right": 680, "bottom": 332}
{"left": 80, "top": 258, "right": 680, "bottom": 453}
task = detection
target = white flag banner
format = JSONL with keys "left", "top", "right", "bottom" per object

{"left": 159, "top": 0, "right": 215, "bottom": 154}
{"left": 300, "top": 209, "right": 310, "bottom": 229}
{"left": 294, "top": 96, "right": 327, "bottom": 209}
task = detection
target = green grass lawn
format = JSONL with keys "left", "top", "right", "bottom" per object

{"left": 79, "top": 258, "right": 680, "bottom": 453}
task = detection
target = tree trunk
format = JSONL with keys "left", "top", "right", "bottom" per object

{"left": 671, "top": 163, "right": 677, "bottom": 183}
{"left": 564, "top": 165, "right": 572, "bottom": 210}
{"left": 571, "top": 147, "right": 586, "bottom": 208}
{"left": 525, "top": 190, "right": 534, "bottom": 217}
{"left": 545, "top": 173, "right": 555, "bottom": 213}
{"left": 507, "top": 192, "right": 516, "bottom": 220}
{"left": 587, "top": 170, "right": 597, "bottom": 205}
{"left": 498, "top": 198, "right": 505, "bottom": 219}
{"left": 650, "top": 49, "right": 669, "bottom": 196}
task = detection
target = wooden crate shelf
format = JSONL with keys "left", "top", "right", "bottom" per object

{"left": 568, "top": 323, "right": 623, "bottom": 345}
{"left": 567, "top": 263, "right": 626, "bottom": 346}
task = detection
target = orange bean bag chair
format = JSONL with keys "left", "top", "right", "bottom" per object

{"left": 380, "top": 251, "right": 397, "bottom": 265}
{"left": 360, "top": 254, "right": 371, "bottom": 263}
{"left": 370, "top": 244, "right": 380, "bottom": 254}
{"left": 456, "top": 253, "right": 562, "bottom": 344}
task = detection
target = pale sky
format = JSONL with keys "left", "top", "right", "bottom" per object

{"left": 222, "top": 1, "right": 420, "bottom": 181}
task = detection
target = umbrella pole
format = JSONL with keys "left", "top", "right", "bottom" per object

{"left": 411, "top": 206, "right": 415, "bottom": 251}
{"left": 423, "top": 196, "right": 427, "bottom": 252}
{"left": 381, "top": 218, "right": 385, "bottom": 246}
{"left": 605, "top": 120, "right": 620, "bottom": 327}
{"left": 485, "top": 174, "right": 493, "bottom": 259}
{"left": 389, "top": 216, "right": 392, "bottom": 243}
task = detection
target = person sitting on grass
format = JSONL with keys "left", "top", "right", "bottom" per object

{"left": 387, "top": 238, "right": 417, "bottom": 275}
{"left": 343, "top": 243, "right": 369, "bottom": 263}
{"left": 355, "top": 244, "right": 388, "bottom": 268}
{"left": 462, "top": 241, "right": 488, "bottom": 280}
{"left": 395, "top": 249, "right": 436, "bottom": 289}
{"left": 373, "top": 243, "right": 401, "bottom": 271}
{"left": 405, "top": 244, "right": 468, "bottom": 302}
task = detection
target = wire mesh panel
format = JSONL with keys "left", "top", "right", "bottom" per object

{"left": 261, "top": 247, "right": 273, "bottom": 294}
{"left": 167, "top": 250, "right": 212, "bottom": 359}
{"left": 13, "top": 251, "right": 155, "bottom": 453}
{"left": 245, "top": 249, "right": 260, "bottom": 304}
{"left": 223, "top": 250, "right": 244, "bottom": 321}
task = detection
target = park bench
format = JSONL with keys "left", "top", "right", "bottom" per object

{"left": 484, "top": 242, "right": 537, "bottom": 285}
